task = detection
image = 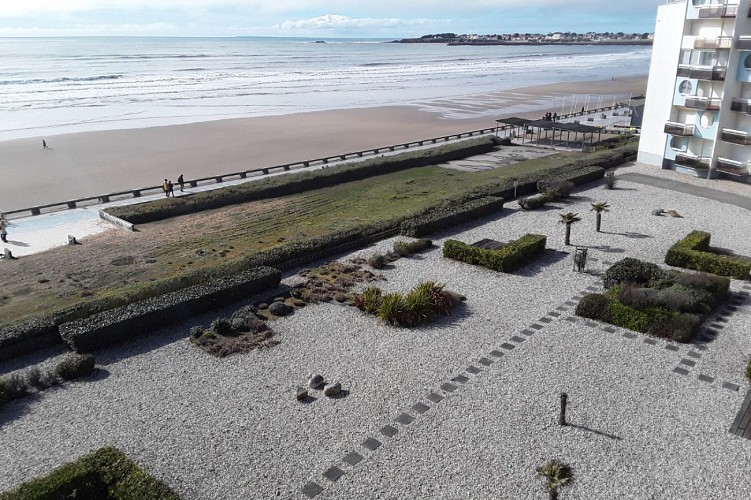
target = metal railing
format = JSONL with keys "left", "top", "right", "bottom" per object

{"left": 674, "top": 153, "right": 711, "bottom": 169}
{"left": 716, "top": 157, "right": 751, "bottom": 177}
{"left": 697, "top": 5, "right": 738, "bottom": 18}
{"left": 737, "top": 36, "right": 751, "bottom": 50}
{"left": 676, "top": 64, "right": 727, "bottom": 81}
{"left": 684, "top": 96, "right": 722, "bottom": 110}
{"left": 664, "top": 121, "right": 696, "bottom": 136}
{"left": 730, "top": 97, "right": 751, "bottom": 114}
{"left": 693, "top": 37, "right": 733, "bottom": 49}
{"left": 721, "top": 128, "right": 751, "bottom": 145}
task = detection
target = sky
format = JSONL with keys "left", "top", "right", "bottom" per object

{"left": 0, "top": 0, "right": 666, "bottom": 38}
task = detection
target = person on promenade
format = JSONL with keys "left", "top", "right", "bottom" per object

{"left": 42, "top": 139, "right": 48, "bottom": 149}
{"left": 1, "top": 220, "right": 7, "bottom": 243}
{"left": 163, "top": 178, "right": 170, "bottom": 197}
{"left": 177, "top": 174, "right": 184, "bottom": 192}
{"left": 167, "top": 180, "right": 174, "bottom": 197}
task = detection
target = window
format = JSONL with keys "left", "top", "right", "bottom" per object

{"left": 678, "top": 80, "right": 693, "bottom": 95}
{"left": 670, "top": 136, "right": 688, "bottom": 151}
{"left": 700, "top": 112, "right": 714, "bottom": 128}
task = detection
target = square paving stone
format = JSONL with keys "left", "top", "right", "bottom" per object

{"left": 586, "top": 285, "right": 599, "bottom": 291}
{"left": 510, "top": 336, "right": 525, "bottom": 344}
{"left": 489, "top": 350, "right": 504, "bottom": 358}
{"left": 722, "top": 382, "right": 740, "bottom": 392}
{"left": 397, "top": 413, "right": 415, "bottom": 425}
{"left": 479, "top": 357, "right": 494, "bottom": 366}
{"left": 380, "top": 425, "right": 398, "bottom": 438}
{"left": 412, "top": 402, "right": 430, "bottom": 414}
{"left": 301, "top": 482, "right": 323, "bottom": 498}
{"left": 323, "top": 466, "right": 345, "bottom": 482}
{"left": 548, "top": 311, "right": 561, "bottom": 317}
{"left": 362, "top": 437, "right": 382, "bottom": 451}
{"left": 466, "top": 366, "right": 481, "bottom": 375}
{"left": 680, "top": 359, "right": 696, "bottom": 368}
{"left": 441, "top": 382, "right": 458, "bottom": 393}
{"left": 673, "top": 367, "right": 690, "bottom": 376}
{"left": 427, "top": 392, "right": 443, "bottom": 403}
{"left": 665, "top": 345, "right": 680, "bottom": 352}
{"left": 603, "top": 326, "right": 616, "bottom": 333}
{"left": 564, "top": 316, "right": 578, "bottom": 322}
{"left": 530, "top": 324, "right": 544, "bottom": 330}
{"left": 539, "top": 317, "right": 552, "bottom": 324}
{"left": 564, "top": 301, "right": 577, "bottom": 306}
{"left": 623, "top": 332, "right": 637, "bottom": 339}
{"left": 452, "top": 374, "right": 470, "bottom": 383}
{"left": 556, "top": 306, "right": 568, "bottom": 311}
{"left": 644, "top": 338, "right": 658, "bottom": 346}
{"left": 501, "top": 343, "right": 516, "bottom": 350}
{"left": 687, "top": 351, "right": 702, "bottom": 359}
{"left": 697, "top": 374, "right": 714, "bottom": 384}
{"left": 522, "top": 329, "right": 536, "bottom": 335}
{"left": 585, "top": 321, "right": 598, "bottom": 328}
{"left": 693, "top": 344, "right": 708, "bottom": 351}
{"left": 343, "top": 452, "right": 364, "bottom": 466}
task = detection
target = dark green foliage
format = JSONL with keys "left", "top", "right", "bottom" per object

{"left": 209, "top": 318, "right": 232, "bottom": 336}
{"left": 0, "top": 316, "right": 62, "bottom": 363}
{"left": 443, "top": 234, "right": 547, "bottom": 273}
{"left": 605, "top": 301, "right": 665, "bottom": 333}
{"left": 536, "top": 179, "right": 575, "bottom": 199}
{"left": 1, "top": 373, "right": 28, "bottom": 401}
{"left": 675, "top": 271, "right": 730, "bottom": 298}
{"left": 655, "top": 285, "right": 713, "bottom": 314}
{"left": 367, "top": 253, "right": 387, "bottom": 269}
{"left": 746, "top": 357, "right": 751, "bottom": 382}
{"left": 0, "top": 447, "right": 179, "bottom": 500}
{"left": 404, "top": 287, "right": 434, "bottom": 325}
{"left": 648, "top": 313, "right": 702, "bottom": 343}
{"left": 393, "top": 238, "right": 433, "bottom": 257}
{"left": 518, "top": 192, "right": 553, "bottom": 210}
{"left": 357, "top": 287, "right": 383, "bottom": 314}
{"left": 355, "top": 281, "right": 459, "bottom": 327}
{"left": 400, "top": 196, "right": 505, "bottom": 237}
{"left": 603, "top": 257, "right": 666, "bottom": 289}
{"left": 378, "top": 293, "right": 409, "bottom": 326}
{"left": 55, "top": 353, "right": 96, "bottom": 381}
{"left": 616, "top": 284, "right": 658, "bottom": 310}
{"left": 665, "top": 231, "right": 751, "bottom": 279}
{"left": 574, "top": 293, "right": 611, "bottom": 321}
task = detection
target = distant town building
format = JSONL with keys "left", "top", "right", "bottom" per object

{"left": 638, "top": 0, "right": 751, "bottom": 182}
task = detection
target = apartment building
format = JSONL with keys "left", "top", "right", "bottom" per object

{"left": 638, "top": 0, "right": 751, "bottom": 182}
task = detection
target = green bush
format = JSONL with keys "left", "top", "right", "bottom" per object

{"left": 655, "top": 285, "right": 713, "bottom": 314}
{"left": 443, "top": 234, "right": 546, "bottom": 273}
{"left": 746, "top": 357, "right": 751, "bottom": 382}
{"left": 367, "top": 253, "right": 387, "bottom": 269}
{"left": 603, "top": 257, "right": 666, "bottom": 289}
{"left": 575, "top": 293, "right": 611, "bottom": 321}
{"left": 518, "top": 192, "right": 553, "bottom": 210}
{"left": 665, "top": 231, "right": 751, "bottom": 279}
{"left": 393, "top": 238, "right": 433, "bottom": 257}
{"left": 648, "top": 313, "right": 702, "bottom": 343}
{"left": 358, "top": 287, "right": 383, "bottom": 314}
{"left": 606, "top": 301, "right": 672, "bottom": 333}
{"left": 675, "top": 271, "right": 730, "bottom": 298}
{"left": 400, "top": 196, "right": 505, "bottom": 237}
{"left": 55, "top": 353, "right": 96, "bottom": 381}
{"left": 0, "top": 447, "right": 178, "bottom": 500}
{"left": 616, "top": 284, "right": 658, "bottom": 310}
{"left": 404, "top": 287, "right": 434, "bottom": 325}
{"left": 378, "top": 293, "right": 409, "bottom": 326}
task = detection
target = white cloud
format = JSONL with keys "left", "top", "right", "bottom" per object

{"left": 273, "top": 14, "right": 430, "bottom": 31}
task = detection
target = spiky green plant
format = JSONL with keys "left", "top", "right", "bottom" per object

{"left": 378, "top": 293, "right": 408, "bottom": 325}
{"left": 404, "top": 286, "right": 434, "bottom": 325}
{"left": 536, "top": 459, "right": 574, "bottom": 500}
{"left": 358, "top": 287, "right": 383, "bottom": 314}
{"left": 558, "top": 212, "right": 582, "bottom": 246}
{"left": 590, "top": 202, "right": 610, "bottom": 232}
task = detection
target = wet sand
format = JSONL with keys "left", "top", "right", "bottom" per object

{"left": 0, "top": 76, "right": 647, "bottom": 211}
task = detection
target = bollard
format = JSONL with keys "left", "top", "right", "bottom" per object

{"left": 262, "top": 168, "right": 269, "bottom": 174}
{"left": 215, "top": 176, "right": 223, "bottom": 183}
{"left": 190, "top": 180, "right": 198, "bottom": 187}
{"left": 283, "top": 165, "right": 290, "bottom": 171}
{"left": 66, "top": 201, "right": 77, "bottom": 209}
{"left": 240, "top": 172, "right": 247, "bottom": 178}
{"left": 559, "top": 392, "right": 568, "bottom": 426}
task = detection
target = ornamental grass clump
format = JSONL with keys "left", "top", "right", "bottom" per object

{"left": 55, "top": 353, "right": 96, "bottom": 381}
{"left": 378, "top": 293, "right": 409, "bottom": 326}
{"left": 367, "top": 253, "right": 387, "bottom": 269}
{"left": 354, "top": 281, "right": 462, "bottom": 327}
{"left": 536, "top": 459, "right": 573, "bottom": 500}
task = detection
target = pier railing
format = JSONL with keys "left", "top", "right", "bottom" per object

{"left": 2, "top": 128, "right": 497, "bottom": 220}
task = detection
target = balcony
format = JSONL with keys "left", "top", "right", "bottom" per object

{"left": 684, "top": 97, "right": 722, "bottom": 110}
{"left": 730, "top": 98, "right": 751, "bottom": 114}
{"left": 697, "top": 4, "right": 738, "bottom": 18}
{"left": 676, "top": 65, "right": 727, "bottom": 81}
{"left": 674, "top": 153, "right": 711, "bottom": 170}
{"left": 664, "top": 122, "right": 696, "bottom": 136}
{"left": 738, "top": 36, "right": 751, "bottom": 50}
{"left": 693, "top": 37, "right": 733, "bottom": 49}
{"left": 716, "top": 157, "right": 750, "bottom": 178}
{"left": 721, "top": 128, "right": 751, "bottom": 145}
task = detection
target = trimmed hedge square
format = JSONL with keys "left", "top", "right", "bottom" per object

{"left": 443, "top": 234, "right": 546, "bottom": 273}
{"left": 665, "top": 231, "right": 751, "bottom": 280}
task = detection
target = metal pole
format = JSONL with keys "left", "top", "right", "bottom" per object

{"left": 559, "top": 392, "right": 568, "bottom": 426}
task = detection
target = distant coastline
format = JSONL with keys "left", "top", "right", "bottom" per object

{"left": 392, "top": 31, "right": 653, "bottom": 46}
{"left": 392, "top": 39, "right": 653, "bottom": 46}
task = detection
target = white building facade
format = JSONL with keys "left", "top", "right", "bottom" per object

{"left": 638, "top": 0, "right": 751, "bottom": 183}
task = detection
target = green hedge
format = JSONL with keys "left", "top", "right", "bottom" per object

{"left": 443, "top": 234, "right": 547, "bottom": 273}
{"left": 665, "top": 231, "right": 751, "bottom": 279}
{"left": 401, "top": 196, "right": 505, "bottom": 237}
{"left": 106, "top": 137, "right": 500, "bottom": 224}
{"left": 0, "top": 447, "right": 178, "bottom": 500}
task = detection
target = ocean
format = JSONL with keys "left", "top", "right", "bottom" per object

{"left": 0, "top": 37, "right": 652, "bottom": 141}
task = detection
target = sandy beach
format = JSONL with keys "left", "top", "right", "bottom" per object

{"left": 0, "top": 76, "right": 646, "bottom": 211}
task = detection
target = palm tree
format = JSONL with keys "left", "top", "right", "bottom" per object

{"left": 590, "top": 202, "right": 610, "bottom": 232}
{"left": 559, "top": 212, "right": 581, "bottom": 246}
{"left": 536, "top": 459, "right": 574, "bottom": 500}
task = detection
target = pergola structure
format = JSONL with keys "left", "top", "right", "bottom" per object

{"left": 495, "top": 117, "right": 602, "bottom": 150}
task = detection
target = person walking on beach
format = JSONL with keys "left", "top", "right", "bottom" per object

{"left": 0, "top": 220, "right": 7, "bottom": 243}
{"left": 163, "top": 179, "right": 170, "bottom": 197}
{"left": 42, "top": 139, "right": 48, "bottom": 149}
{"left": 177, "top": 174, "right": 184, "bottom": 192}
{"left": 167, "top": 180, "right": 174, "bottom": 197}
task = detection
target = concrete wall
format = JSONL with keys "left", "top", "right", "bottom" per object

{"left": 637, "top": 1, "right": 688, "bottom": 167}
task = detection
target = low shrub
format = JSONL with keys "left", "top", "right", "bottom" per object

{"left": 747, "top": 357, "right": 751, "bottom": 382}
{"left": 675, "top": 271, "right": 730, "bottom": 298}
{"left": 0, "top": 446, "right": 178, "bottom": 500}
{"left": 604, "top": 171, "right": 617, "bottom": 189}
{"left": 443, "top": 234, "right": 546, "bottom": 273}
{"left": 404, "top": 286, "right": 434, "bottom": 325}
{"left": 356, "top": 281, "right": 460, "bottom": 327}
{"left": 367, "top": 253, "right": 387, "bottom": 269}
{"left": 536, "top": 179, "right": 575, "bottom": 199}
{"left": 3, "top": 373, "right": 29, "bottom": 400}
{"left": 575, "top": 293, "right": 611, "bottom": 321}
{"left": 518, "top": 192, "right": 552, "bottom": 210}
{"left": 606, "top": 301, "right": 663, "bottom": 333}
{"left": 393, "top": 238, "right": 433, "bottom": 257}
{"left": 400, "top": 196, "right": 505, "bottom": 237}
{"left": 616, "top": 284, "right": 658, "bottom": 310}
{"left": 603, "top": 257, "right": 666, "bottom": 289}
{"left": 648, "top": 313, "right": 702, "bottom": 343}
{"left": 665, "top": 231, "right": 751, "bottom": 279}
{"left": 378, "top": 293, "right": 409, "bottom": 326}
{"left": 55, "top": 353, "right": 96, "bottom": 381}
{"left": 357, "top": 287, "right": 383, "bottom": 314}
{"left": 655, "top": 285, "right": 713, "bottom": 314}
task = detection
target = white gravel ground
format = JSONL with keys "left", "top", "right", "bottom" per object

{"left": 1, "top": 165, "right": 750, "bottom": 499}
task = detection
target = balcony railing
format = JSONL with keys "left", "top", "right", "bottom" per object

{"left": 721, "top": 128, "right": 751, "bottom": 145}
{"left": 664, "top": 122, "right": 696, "bottom": 136}
{"left": 693, "top": 37, "right": 733, "bottom": 49}
{"left": 730, "top": 98, "right": 751, "bottom": 114}
{"left": 738, "top": 36, "right": 751, "bottom": 50}
{"left": 684, "top": 97, "right": 722, "bottom": 110}
{"left": 674, "top": 153, "right": 711, "bottom": 170}
{"left": 676, "top": 65, "right": 727, "bottom": 81}
{"left": 697, "top": 5, "right": 738, "bottom": 18}
{"left": 716, "top": 157, "right": 751, "bottom": 177}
